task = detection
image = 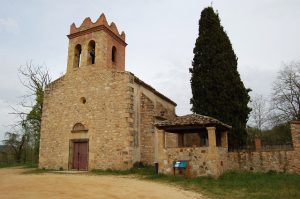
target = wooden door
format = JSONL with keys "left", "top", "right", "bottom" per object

{"left": 72, "top": 141, "right": 88, "bottom": 170}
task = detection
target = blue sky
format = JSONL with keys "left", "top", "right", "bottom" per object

{"left": 0, "top": 0, "right": 300, "bottom": 141}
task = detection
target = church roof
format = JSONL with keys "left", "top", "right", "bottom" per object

{"left": 155, "top": 113, "right": 231, "bottom": 132}
{"left": 132, "top": 74, "right": 177, "bottom": 106}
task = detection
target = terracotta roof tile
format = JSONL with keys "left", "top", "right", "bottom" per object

{"left": 155, "top": 114, "right": 231, "bottom": 129}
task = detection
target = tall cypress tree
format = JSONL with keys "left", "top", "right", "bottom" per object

{"left": 190, "top": 7, "right": 251, "bottom": 148}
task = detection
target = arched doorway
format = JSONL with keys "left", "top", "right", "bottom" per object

{"left": 70, "top": 123, "right": 89, "bottom": 170}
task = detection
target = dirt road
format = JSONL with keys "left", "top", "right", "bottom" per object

{"left": 0, "top": 168, "right": 205, "bottom": 199}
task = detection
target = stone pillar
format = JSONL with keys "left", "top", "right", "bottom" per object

{"left": 154, "top": 127, "right": 159, "bottom": 164}
{"left": 221, "top": 131, "right": 228, "bottom": 148}
{"left": 80, "top": 46, "right": 85, "bottom": 67}
{"left": 290, "top": 121, "right": 300, "bottom": 173}
{"left": 207, "top": 127, "right": 216, "bottom": 150}
{"left": 291, "top": 121, "right": 300, "bottom": 150}
{"left": 155, "top": 128, "right": 166, "bottom": 173}
{"left": 206, "top": 127, "right": 220, "bottom": 177}
{"left": 255, "top": 138, "right": 262, "bottom": 151}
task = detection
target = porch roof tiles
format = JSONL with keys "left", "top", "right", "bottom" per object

{"left": 155, "top": 114, "right": 231, "bottom": 131}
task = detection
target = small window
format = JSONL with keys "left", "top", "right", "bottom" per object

{"left": 112, "top": 46, "right": 116, "bottom": 62}
{"left": 74, "top": 44, "right": 82, "bottom": 68}
{"left": 80, "top": 97, "right": 86, "bottom": 104}
{"left": 87, "top": 40, "right": 96, "bottom": 65}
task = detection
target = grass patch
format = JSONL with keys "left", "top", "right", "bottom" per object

{"left": 91, "top": 167, "right": 300, "bottom": 199}
{"left": 0, "top": 162, "right": 38, "bottom": 168}
{"left": 0, "top": 163, "right": 22, "bottom": 168}
{"left": 189, "top": 170, "right": 300, "bottom": 199}
{"left": 0, "top": 162, "right": 45, "bottom": 174}
{"left": 22, "top": 163, "right": 38, "bottom": 168}
{"left": 21, "top": 168, "right": 51, "bottom": 174}
{"left": 91, "top": 166, "right": 154, "bottom": 176}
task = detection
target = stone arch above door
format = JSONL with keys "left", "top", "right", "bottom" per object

{"left": 71, "top": 123, "right": 88, "bottom": 133}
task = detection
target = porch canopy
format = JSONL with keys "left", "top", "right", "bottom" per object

{"left": 155, "top": 114, "right": 231, "bottom": 132}
{"left": 155, "top": 114, "right": 231, "bottom": 147}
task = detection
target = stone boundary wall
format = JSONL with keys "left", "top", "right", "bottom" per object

{"left": 225, "top": 121, "right": 300, "bottom": 174}
{"left": 226, "top": 150, "right": 294, "bottom": 172}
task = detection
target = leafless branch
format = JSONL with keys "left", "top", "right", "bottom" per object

{"left": 271, "top": 61, "right": 300, "bottom": 124}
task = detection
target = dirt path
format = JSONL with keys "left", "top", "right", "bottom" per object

{"left": 0, "top": 168, "right": 206, "bottom": 199}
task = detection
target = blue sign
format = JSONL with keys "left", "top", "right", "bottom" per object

{"left": 173, "top": 160, "right": 187, "bottom": 168}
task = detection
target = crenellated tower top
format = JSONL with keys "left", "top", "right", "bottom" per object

{"left": 66, "top": 13, "right": 127, "bottom": 73}
{"left": 68, "top": 13, "right": 126, "bottom": 44}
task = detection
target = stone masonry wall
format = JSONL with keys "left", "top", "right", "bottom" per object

{"left": 226, "top": 122, "right": 300, "bottom": 174}
{"left": 131, "top": 78, "right": 176, "bottom": 165}
{"left": 216, "top": 147, "right": 229, "bottom": 174}
{"left": 39, "top": 67, "right": 133, "bottom": 170}
{"left": 226, "top": 150, "right": 294, "bottom": 172}
{"left": 139, "top": 93, "right": 155, "bottom": 164}
{"left": 138, "top": 94, "right": 176, "bottom": 165}
{"left": 160, "top": 147, "right": 214, "bottom": 177}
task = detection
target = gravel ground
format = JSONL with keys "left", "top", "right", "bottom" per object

{"left": 0, "top": 168, "right": 206, "bottom": 199}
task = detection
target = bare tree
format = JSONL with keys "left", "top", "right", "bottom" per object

{"left": 249, "top": 94, "right": 269, "bottom": 131}
{"left": 3, "top": 132, "right": 26, "bottom": 163}
{"left": 8, "top": 62, "right": 51, "bottom": 162}
{"left": 271, "top": 61, "right": 300, "bottom": 123}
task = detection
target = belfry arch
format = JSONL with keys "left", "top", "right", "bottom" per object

{"left": 87, "top": 40, "right": 96, "bottom": 65}
{"left": 74, "top": 44, "right": 82, "bottom": 68}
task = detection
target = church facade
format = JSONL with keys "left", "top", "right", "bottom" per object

{"left": 39, "top": 14, "right": 178, "bottom": 171}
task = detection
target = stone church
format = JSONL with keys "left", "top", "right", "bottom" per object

{"left": 40, "top": 14, "right": 237, "bottom": 177}
{"left": 39, "top": 14, "right": 178, "bottom": 171}
{"left": 40, "top": 14, "right": 300, "bottom": 177}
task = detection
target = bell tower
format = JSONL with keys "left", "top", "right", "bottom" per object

{"left": 66, "top": 14, "right": 126, "bottom": 73}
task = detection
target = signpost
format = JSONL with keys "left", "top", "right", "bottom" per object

{"left": 173, "top": 160, "right": 190, "bottom": 178}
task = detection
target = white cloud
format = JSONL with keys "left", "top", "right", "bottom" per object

{"left": 0, "top": 18, "right": 18, "bottom": 33}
